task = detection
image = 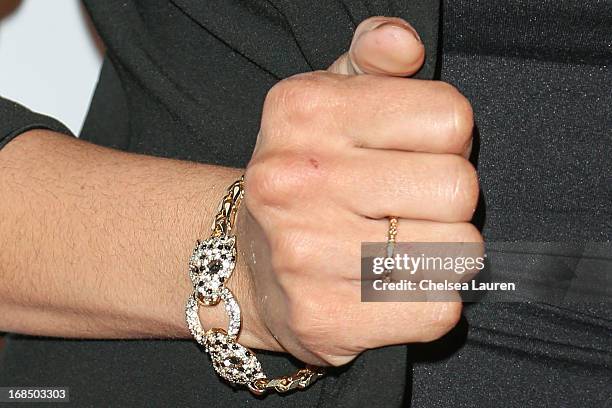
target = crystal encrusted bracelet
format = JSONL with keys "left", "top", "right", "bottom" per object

{"left": 185, "top": 176, "right": 324, "bottom": 394}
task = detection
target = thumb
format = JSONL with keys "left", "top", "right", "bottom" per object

{"left": 329, "top": 17, "right": 425, "bottom": 77}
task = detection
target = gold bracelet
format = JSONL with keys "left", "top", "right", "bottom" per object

{"left": 185, "top": 176, "right": 324, "bottom": 394}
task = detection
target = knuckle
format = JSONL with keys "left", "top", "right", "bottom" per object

{"left": 263, "top": 72, "right": 337, "bottom": 126}
{"left": 245, "top": 153, "right": 313, "bottom": 207}
{"left": 446, "top": 156, "right": 480, "bottom": 220}
{"left": 452, "top": 92, "right": 474, "bottom": 141}
{"left": 437, "top": 82, "right": 474, "bottom": 152}
{"left": 422, "top": 302, "right": 462, "bottom": 341}
{"left": 244, "top": 160, "right": 278, "bottom": 207}
{"left": 459, "top": 160, "right": 480, "bottom": 214}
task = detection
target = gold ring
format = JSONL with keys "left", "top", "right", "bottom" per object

{"left": 387, "top": 216, "right": 398, "bottom": 244}
{"left": 382, "top": 216, "right": 398, "bottom": 282}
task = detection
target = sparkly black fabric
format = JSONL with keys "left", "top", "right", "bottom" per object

{"left": 0, "top": 0, "right": 610, "bottom": 407}
{"left": 408, "top": 2, "right": 612, "bottom": 407}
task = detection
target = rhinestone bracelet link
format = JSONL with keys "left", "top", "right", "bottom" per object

{"left": 185, "top": 176, "right": 324, "bottom": 395}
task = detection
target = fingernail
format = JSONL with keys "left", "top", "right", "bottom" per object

{"left": 374, "top": 20, "right": 421, "bottom": 43}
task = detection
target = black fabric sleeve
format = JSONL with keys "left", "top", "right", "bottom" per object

{"left": 0, "top": 96, "right": 74, "bottom": 151}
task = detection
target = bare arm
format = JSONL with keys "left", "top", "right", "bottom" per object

{"left": 0, "top": 130, "right": 270, "bottom": 344}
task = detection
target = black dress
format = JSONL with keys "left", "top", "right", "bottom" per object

{"left": 0, "top": 1, "right": 610, "bottom": 407}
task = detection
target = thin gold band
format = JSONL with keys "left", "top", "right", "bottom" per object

{"left": 382, "top": 216, "right": 398, "bottom": 283}
{"left": 387, "top": 216, "right": 398, "bottom": 243}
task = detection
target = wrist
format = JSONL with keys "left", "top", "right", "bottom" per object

{"left": 185, "top": 174, "right": 324, "bottom": 394}
{"left": 187, "top": 173, "right": 278, "bottom": 351}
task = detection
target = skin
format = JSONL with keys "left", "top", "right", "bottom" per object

{"left": 0, "top": 17, "right": 481, "bottom": 367}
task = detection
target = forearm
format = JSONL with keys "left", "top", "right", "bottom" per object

{"left": 0, "top": 130, "right": 259, "bottom": 342}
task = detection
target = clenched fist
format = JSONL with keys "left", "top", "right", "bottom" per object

{"left": 229, "top": 17, "right": 481, "bottom": 366}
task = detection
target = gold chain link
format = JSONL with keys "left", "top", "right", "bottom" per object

{"left": 248, "top": 366, "right": 326, "bottom": 394}
{"left": 211, "top": 176, "right": 244, "bottom": 237}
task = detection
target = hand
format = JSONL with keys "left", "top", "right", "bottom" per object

{"left": 235, "top": 17, "right": 481, "bottom": 366}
